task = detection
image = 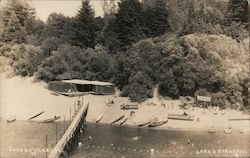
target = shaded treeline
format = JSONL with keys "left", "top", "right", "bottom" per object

{"left": 0, "top": 0, "right": 249, "bottom": 108}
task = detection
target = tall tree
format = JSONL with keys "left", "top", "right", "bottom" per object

{"left": 113, "top": 0, "right": 146, "bottom": 49}
{"left": 0, "top": 0, "right": 36, "bottom": 43}
{"left": 227, "top": 0, "right": 249, "bottom": 25}
{"left": 2, "top": 11, "right": 26, "bottom": 43}
{"left": 181, "top": 0, "right": 226, "bottom": 35}
{"left": 71, "top": 0, "right": 97, "bottom": 48}
{"left": 0, "top": 0, "right": 36, "bottom": 32}
{"left": 144, "top": 0, "right": 170, "bottom": 37}
{"left": 42, "top": 13, "right": 69, "bottom": 39}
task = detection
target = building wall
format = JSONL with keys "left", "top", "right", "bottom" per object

{"left": 48, "top": 81, "right": 115, "bottom": 95}
{"left": 93, "top": 85, "right": 115, "bottom": 95}
{"left": 48, "top": 81, "right": 77, "bottom": 92}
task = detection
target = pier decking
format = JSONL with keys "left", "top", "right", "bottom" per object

{"left": 47, "top": 103, "right": 89, "bottom": 158}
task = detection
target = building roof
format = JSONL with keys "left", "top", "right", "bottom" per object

{"left": 61, "top": 79, "right": 115, "bottom": 86}
{"left": 197, "top": 95, "right": 211, "bottom": 102}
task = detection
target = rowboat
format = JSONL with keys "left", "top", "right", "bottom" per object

{"left": 7, "top": 116, "right": 16, "bottom": 123}
{"left": 208, "top": 127, "right": 216, "bottom": 133}
{"left": 40, "top": 116, "right": 61, "bottom": 123}
{"left": 28, "top": 111, "right": 44, "bottom": 121}
{"left": 228, "top": 118, "right": 250, "bottom": 121}
{"left": 138, "top": 118, "right": 158, "bottom": 127}
{"left": 96, "top": 115, "right": 103, "bottom": 123}
{"left": 148, "top": 119, "right": 168, "bottom": 128}
{"left": 120, "top": 118, "right": 128, "bottom": 125}
{"left": 168, "top": 114, "right": 194, "bottom": 121}
{"left": 51, "top": 92, "right": 60, "bottom": 96}
{"left": 111, "top": 115, "right": 125, "bottom": 124}
{"left": 224, "top": 127, "right": 232, "bottom": 134}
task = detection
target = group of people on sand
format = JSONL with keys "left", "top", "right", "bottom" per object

{"left": 146, "top": 102, "right": 175, "bottom": 109}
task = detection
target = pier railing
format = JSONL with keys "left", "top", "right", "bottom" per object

{"left": 47, "top": 102, "right": 89, "bottom": 158}
{"left": 48, "top": 103, "right": 83, "bottom": 149}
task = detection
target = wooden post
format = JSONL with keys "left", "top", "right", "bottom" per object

{"left": 64, "top": 115, "right": 66, "bottom": 131}
{"left": 56, "top": 123, "right": 58, "bottom": 142}
{"left": 70, "top": 108, "right": 72, "bottom": 122}
{"left": 82, "top": 95, "right": 83, "bottom": 107}
{"left": 74, "top": 102, "right": 76, "bottom": 115}
{"left": 45, "top": 134, "right": 48, "bottom": 158}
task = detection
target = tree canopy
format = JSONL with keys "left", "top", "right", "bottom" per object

{"left": 0, "top": 0, "right": 249, "bottom": 108}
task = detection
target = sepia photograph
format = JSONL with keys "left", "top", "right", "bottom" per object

{"left": 0, "top": 0, "right": 249, "bottom": 157}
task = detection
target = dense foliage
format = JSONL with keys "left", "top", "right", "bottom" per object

{"left": 0, "top": 0, "right": 249, "bottom": 108}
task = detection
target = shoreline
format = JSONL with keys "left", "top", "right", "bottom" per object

{"left": 84, "top": 94, "right": 250, "bottom": 133}
{"left": 86, "top": 120, "right": 250, "bottom": 133}
{"left": 1, "top": 73, "right": 250, "bottom": 133}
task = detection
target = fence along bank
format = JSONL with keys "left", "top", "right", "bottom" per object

{"left": 48, "top": 79, "right": 115, "bottom": 95}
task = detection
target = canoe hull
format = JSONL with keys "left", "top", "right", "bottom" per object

{"left": 168, "top": 114, "right": 194, "bottom": 121}
{"left": 138, "top": 118, "right": 158, "bottom": 127}
{"left": 7, "top": 118, "right": 16, "bottom": 123}
{"left": 111, "top": 115, "right": 125, "bottom": 124}
{"left": 96, "top": 115, "right": 103, "bottom": 123}
{"left": 40, "top": 116, "right": 61, "bottom": 123}
{"left": 120, "top": 118, "right": 128, "bottom": 125}
{"left": 28, "top": 111, "right": 44, "bottom": 121}
{"left": 148, "top": 120, "right": 168, "bottom": 128}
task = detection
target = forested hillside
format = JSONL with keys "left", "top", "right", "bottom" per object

{"left": 0, "top": 0, "right": 249, "bottom": 109}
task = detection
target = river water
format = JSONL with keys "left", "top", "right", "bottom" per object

{"left": 70, "top": 123, "right": 250, "bottom": 158}
{"left": 1, "top": 121, "right": 249, "bottom": 158}
{"left": 0, "top": 120, "right": 66, "bottom": 158}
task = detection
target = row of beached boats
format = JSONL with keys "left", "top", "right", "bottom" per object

{"left": 138, "top": 118, "right": 169, "bottom": 128}
{"left": 6, "top": 111, "right": 60, "bottom": 123}
{"left": 208, "top": 126, "right": 233, "bottom": 134}
{"left": 95, "top": 114, "right": 169, "bottom": 128}
{"left": 94, "top": 112, "right": 196, "bottom": 127}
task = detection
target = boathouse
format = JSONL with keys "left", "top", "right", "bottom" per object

{"left": 196, "top": 95, "right": 211, "bottom": 108}
{"left": 48, "top": 79, "right": 115, "bottom": 95}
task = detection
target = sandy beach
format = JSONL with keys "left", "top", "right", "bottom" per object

{"left": 0, "top": 73, "right": 249, "bottom": 133}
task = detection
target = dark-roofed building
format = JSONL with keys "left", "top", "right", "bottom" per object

{"left": 48, "top": 79, "right": 115, "bottom": 95}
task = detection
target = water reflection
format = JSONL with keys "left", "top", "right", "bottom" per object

{"left": 70, "top": 123, "right": 250, "bottom": 158}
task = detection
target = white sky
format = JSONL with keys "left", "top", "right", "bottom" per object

{"left": 0, "top": 0, "right": 106, "bottom": 22}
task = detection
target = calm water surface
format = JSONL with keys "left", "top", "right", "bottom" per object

{"left": 0, "top": 120, "right": 66, "bottom": 158}
{"left": 1, "top": 121, "right": 249, "bottom": 158}
{"left": 70, "top": 123, "right": 250, "bottom": 158}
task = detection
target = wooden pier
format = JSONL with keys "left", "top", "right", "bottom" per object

{"left": 47, "top": 103, "right": 89, "bottom": 158}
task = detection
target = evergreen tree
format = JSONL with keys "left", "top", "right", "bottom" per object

{"left": 0, "top": 0, "right": 36, "bottom": 32}
{"left": 2, "top": 11, "right": 26, "bottom": 43}
{"left": 113, "top": 0, "right": 146, "bottom": 49}
{"left": 43, "top": 13, "right": 69, "bottom": 39}
{"left": 71, "top": 0, "right": 97, "bottom": 48}
{"left": 0, "top": 19, "right": 4, "bottom": 42}
{"left": 144, "top": 0, "right": 170, "bottom": 37}
{"left": 0, "top": 0, "right": 37, "bottom": 43}
{"left": 227, "top": 0, "right": 249, "bottom": 25}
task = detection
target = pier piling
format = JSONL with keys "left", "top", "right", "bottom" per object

{"left": 47, "top": 103, "right": 89, "bottom": 158}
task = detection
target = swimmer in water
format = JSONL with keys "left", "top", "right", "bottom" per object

{"left": 132, "top": 136, "right": 139, "bottom": 140}
{"left": 88, "top": 136, "right": 92, "bottom": 140}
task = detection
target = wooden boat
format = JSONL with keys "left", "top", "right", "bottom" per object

{"left": 120, "top": 118, "right": 128, "bottom": 125}
{"left": 7, "top": 116, "right": 16, "bottom": 123}
{"left": 96, "top": 115, "right": 103, "bottom": 123}
{"left": 28, "top": 111, "right": 44, "bottom": 121}
{"left": 148, "top": 119, "right": 168, "bottom": 128}
{"left": 224, "top": 128, "right": 232, "bottom": 134}
{"left": 208, "top": 127, "right": 216, "bottom": 133}
{"left": 168, "top": 114, "right": 194, "bottom": 121}
{"left": 138, "top": 118, "right": 158, "bottom": 127}
{"left": 111, "top": 115, "right": 125, "bottom": 124}
{"left": 51, "top": 91, "right": 60, "bottom": 96}
{"left": 40, "top": 116, "right": 61, "bottom": 123}
{"left": 228, "top": 118, "right": 250, "bottom": 121}
{"left": 239, "top": 129, "right": 248, "bottom": 134}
